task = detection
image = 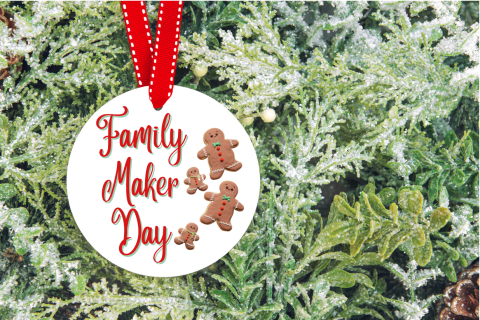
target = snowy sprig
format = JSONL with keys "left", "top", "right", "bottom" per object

{"left": 383, "top": 260, "right": 443, "bottom": 292}
{"left": 382, "top": 261, "right": 443, "bottom": 320}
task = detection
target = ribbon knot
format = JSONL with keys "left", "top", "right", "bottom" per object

{"left": 121, "top": 1, "right": 184, "bottom": 110}
{"left": 223, "top": 195, "right": 230, "bottom": 201}
{"left": 213, "top": 142, "right": 221, "bottom": 147}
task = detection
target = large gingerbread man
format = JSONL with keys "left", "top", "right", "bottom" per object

{"left": 174, "top": 223, "right": 200, "bottom": 250}
{"left": 183, "top": 167, "right": 208, "bottom": 194}
{"left": 197, "top": 128, "right": 242, "bottom": 180}
{"left": 200, "top": 181, "right": 244, "bottom": 231}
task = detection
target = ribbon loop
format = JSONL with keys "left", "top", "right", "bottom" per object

{"left": 121, "top": 1, "right": 184, "bottom": 110}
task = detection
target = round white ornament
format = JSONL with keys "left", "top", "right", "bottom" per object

{"left": 67, "top": 86, "right": 260, "bottom": 277}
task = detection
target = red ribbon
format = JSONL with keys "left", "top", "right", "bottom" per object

{"left": 121, "top": 1, "right": 183, "bottom": 110}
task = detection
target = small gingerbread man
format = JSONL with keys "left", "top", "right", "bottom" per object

{"left": 200, "top": 181, "right": 244, "bottom": 231}
{"left": 197, "top": 128, "right": 242, "bottom": 180}
{"left": 183, "top": 167, "right": 208, "bottom": 194}
{"left": 174, "top": 223, "right": 200, "bottom": 250}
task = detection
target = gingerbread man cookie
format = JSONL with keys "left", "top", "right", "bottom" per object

{"left": 174, "top": 223, "right": 200, "bottom": 250}
{"left": 200, "top": 181, "right": 244, "bottom": 231}
{"left": 183, "top": 167, "right": 208, "bottom": 194}
{"left": 197, "top": 128, "right": 242, "bottom": 180}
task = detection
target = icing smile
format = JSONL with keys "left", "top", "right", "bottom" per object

{"left": 208, "top": 130, "right": 221, "bottom": 142}
{"left": 223, "top": 187, "right": 235, "bottom": 194}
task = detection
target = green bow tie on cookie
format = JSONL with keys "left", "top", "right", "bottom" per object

{"left": 213, "top": 142, "right": 221, "bottom": 147}
{"left": 223, "top": 195, "right": 230, "bottom": 201}
{"left": 186, "top": 230, "right": 196, "bottom": 239}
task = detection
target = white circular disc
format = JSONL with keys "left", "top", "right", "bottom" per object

{"left": 67, "top": 86, "right": 260, "bottom": 277}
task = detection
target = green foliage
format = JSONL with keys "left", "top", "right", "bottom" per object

{"left": 386, "top": 130, "right": 478, "bottom": 207}
{"left": 329, "top": 184, "right": 458, "bottom": 268}
{"left": 181, "top": 1, "right": 245, "bottom": 48}
{"left": 426, "top": 204, "right": 479, "bottom": 282}
{"left": 449, "top": 97, "right": 479, "bottom": 135}
{"left": 0, "top": 1, "right": 478, "bottom": 320}
{"left": 208, "top": 233, "right": 282, "bottom": 318}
